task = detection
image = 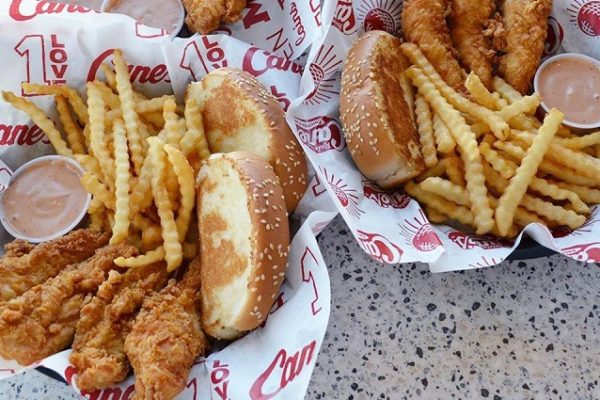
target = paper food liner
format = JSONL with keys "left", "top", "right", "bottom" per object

{"left": 0, "top": 1, "right": 338, "bottom": 398}
{"left": 283, "top": 0, "right": 600, "bottom": 272}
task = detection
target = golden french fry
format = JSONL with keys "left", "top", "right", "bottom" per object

{"left": 444, "top": 157, "right": 466, "bottom": 187}
{"left": 529, "top": 177, "right": 589, "bottom": 214}
{"left": 182, "top": 95, "right": 210, "bottom": 167}
{"left": 519, "top": 196, "right": 586, "bottom": 230}
{"left": 164, "top": 144, "right": 195, "bottom": 240}
{"left": 137, "top": 95, "right": 175, "bottom": 114}
{"left": 405, "top": 181, "right": 475, "bottom": 227}
{"left": 81, "top": 171, "right": 115, "bottom": 210}
{"left": 148, "top": 136, "right": 182, "bottom": 271}
{"left": 553, "top": 181, "right": 600, "bottom": 205}
{"left": 115, "top": 247, "right": 165, "bottom": 268}
{"left": 2, "top": 91, "right": 74, "bottom": 158}
{"left": 465, "top": 72, "right": 500, "bottom": 110}
{"left": 94, "top": 81, "right": 120, "bottom": 110}
{"left": 416, "top": 159, "right": 448, "bottom": 182}
{"left": 109, "top": 119, "right": 131, "bottom": 245}
{"left": 86, "top": 82, "right": 115, "bottom": 187}
{"left": 21, "top": 82, "right": 88, "bottom": 125}
{"left": 420, "top": 177, "right": 470, "bottom": 206}
{"left": 100, "top": 63, "right": 117, "bottom": 92}
{"left": 89, "top": 207, "right": 105, "bottom": 232}
{"left": 141, "top": 224, "right": 163, "bottom": 251}
{"left": 113, "top": 49, "right": 144, "bottom": 175}
{"left": 495, "top": 109, "right": 563, "bottom": 236}
{"left": 492, "top": 77, "right": 522, "bottom": 104}
{"left": 140, "top": 110, "right": 164, "bottom": 128}
{"left": 129, "top": 155, "right": 154, "bottom": 215}
{"left": 74, "top": 154, "right": 101, "bottom": 177}
{"left": 401, "top": 43, "right": 509, "bottom": 140}
{"left": 432, "top": 113, "right": 456, "bottom": 154}
{"left": 497, "top": 94, "right": 540, "bottom": 121}
{"left": 55, "top": 95, "right": 85, "bottom": 154}
{"left": 424, "top": 207, "right": 447, "bottom": 224}
{"left": 414, "top": 94, "right": 438, "bottom": 167}
{"left": 480, "top": 142, "right": 516, "bottom": 179}
{"left": 554, "top": 131, "right": 600, "bottom": 149}
{"left": 406, "top": 66, "right": 494, "bottom": 234}
{"left": 161, "top": 99, "right": 183, "bottom": 147}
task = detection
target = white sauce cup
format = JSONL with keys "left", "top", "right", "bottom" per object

{"left": 533, "top": 53, "right": 600, "bottom": 130}
{"left": 0, "top": 155, "right": 91, "bottom": 243}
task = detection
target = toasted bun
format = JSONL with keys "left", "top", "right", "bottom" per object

{"left": 192, "top": 67, "right": 308, "bottom": 212}
{"left": 196, "top": 152, "right": 289, "bottom": 340}
{"left": 340, "top": 30, "right": 425, "bottom": 188}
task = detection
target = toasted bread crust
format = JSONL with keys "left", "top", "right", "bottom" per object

{"left": 197, "top": 68, "right": 308, "bottom": 212}
{"left": 340, "top": 30, "right": 425, "bottom": 188}
{"left": 197, "top": 152, "right": 289, "bottom": 339}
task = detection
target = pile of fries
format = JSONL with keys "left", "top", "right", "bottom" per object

{"left": 2, "top": 50, "right": 210, "bottom": 271}
{"left": 400, "top": 43, "right": 600, "bottom": 238}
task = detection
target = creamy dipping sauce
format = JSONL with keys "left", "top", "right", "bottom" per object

{"left": 1, "top": 159, "right": 88, "bottom": 240}
{"left": 538, "top": 58, "right": 600, "bottom": 126}
{"left": 106, "top": 0, "right": 182, "bottom": 32}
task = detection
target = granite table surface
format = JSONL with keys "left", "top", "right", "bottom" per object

{"left": 1, "top": 216, "right": 599, "bottom": 400}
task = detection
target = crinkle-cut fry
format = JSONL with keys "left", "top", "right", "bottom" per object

{"left": 495, "top": 109, "right": 564, "bottom": 236}
{"left": 148, "top": 137, "right": 182, "bottom": 271}
{"left": 554, "top": 131, "right": 600, "bottom": 149}
{"left": 425, "top": 207, "right": 447, "bottom": 224}
{"left": 164, "top": 144, "right": 195, "bottom": 240}
{"left": 497, "top": 94, "right": 540, "bottom": 120}
{"left": 480, "top": 142, "right": 516, "bottom": 179}
{"left": 414, "top": 94, "right": 438, "bottom": 168}
{"left": 520, "top": 196, "right": 586, "bottom": 230}
{"left": 21, "top": 82, "right": 88, "bottom": 125}
{"left": 420, "top": 177, "right": 470, "bottom": 206}
{"left": 444, "top": 157, "right": 466, "bottom": 187}
{"left": 113, "top": 49, "right": 144, "bottom": 175}
{"left": 406, "top": 67, "right": 494, "bottom": 234}
{"left": 94, "top": 81, "right": 120, "bottom": 109}
{"left": 89, "top": 205, "right": 105, "bottom": 233}
{"left": 405, "top": 181, "right": 475, "bottom": 227}
{"left": 552, "top": 181, "right": 600, "bottom": 205}
{"left": 81, "top": 171, "right": 115, "bottom": 210}
{"left": 55, "top": 95, "right": 85, "bottom": 154}
{"left": 465, "top": 72, "right": 499, "bottom": 110}
{"left": 88, "top": 196, "right": 104, "bottom": 215}
{"left": 137, "top": 95, "right": 175, "bottom": 114}
{"left": 1, "top": 91, "right": 74, "bottom": 158}
{"left": 529, "top": 177, "right": 589, "bottom": 214}
{"left": 416, "top": 159, "right": 448, "bottom": 182}
{"left": 110, "top": 119, "right": 131, "bottom": 245}
{"left": 492, "top": 76, "right": 522, "bottom": 104}
{"left": 182, "top": 96, "right": 210, "bottom": 162}
{"left": 162, "top": 99, "right": 183, "bottom": 147}
{"left": 100, "top": 63, "right": 117, "bottom": 92}
{"left": 140, "top": 110, "right": 164, "bottom": 128}
{"left": 401, "top": 43, "right": 509, "bottom": 140}
{"left": 182, "top": 242, "right": 197, "bottom": 260}
{"left": 114, "top": 247, "right": 165, "bottom": 268}
{"left": 432, "top": 113, "right": 456, "bottom": 154}
{"left": 86, "top": 82, "right": 115, "bottom": 187}
{"left": 141, "top": 224, "right": 163, "bottom": 251}
{"left": 130, "top": 155, "right": 154, "bottom": 215}
{"left": 74, "top": 154, "right": 102, "bottom": 180}
{"left": 513, "top": 130, "right": 600, "bottom": 180}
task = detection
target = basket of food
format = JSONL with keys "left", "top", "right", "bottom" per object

{"left": 286, "top": 0, "right": 600, "bottom": 272}
{"left": 0, "top": 1, "right": 336, "bottom": 399}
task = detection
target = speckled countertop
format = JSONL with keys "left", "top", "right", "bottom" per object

{"left": 1, "top": 216, "right": 599, "bottom": 400}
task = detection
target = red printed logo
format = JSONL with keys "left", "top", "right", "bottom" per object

{"left": 180, "top": 37, "right": 228, "bottom": 80}
{"left": 567, "top": 0, "right": 600, "bottom": 36}
{"left": 562, "top": 242, "right": 600, "bottom": 262}
{"left": 249, "top": 341, "right": 317, "bottom": 400}
{"left": 210, "top": 360, "right": 230, "bottom": 400}
{"left": 64, "top": 366, "right": 135, "bottom": 400}
{"left": 15, "top": 34, "right": 69, "bottom": 90}
{"left": 363, "top": 181, "right": 411, "bottom": 209}
{"left": 356, "top": 230, "right": 403, "bottom": 263}
{"left": 304, "top": 45, "right": 342, "bottom": 106}
{"left": 310, "top": 175, "right": 326, "bottom": 197}
{"left": 242, "top": 47, "right": 303, "bottom": 78}
{"left": 448, "top": 231, "right": 513, "bottom": 250}
{"left": 399, "top": 210, "right": 442, "bottom": 252}
{"left": 356, "top": 0, "right": 402, "bottom": 34}
{"left": 295, "top": 116, "right": 345, "bottom": 153}
{"left": 242, "top": 1, "right": 271, "bottom": 29}
{"left": 0, "top": 124, "right": 51, "bottom": 146}
{"left": 0, "top": 368, "right": 15, "bottom": 379}
{"left": 545, "top": 16, "right": 564, "bottom": 56}
{"left": 88, "top": 49, "right": 170, "bottom": 84}
{"left": 321, "top": 168, "right": 363, "bottom": 218}
{"left": 301, "top": 247, "right": 323, "bottom": 316}
{"left": 332, "top": 0, "right": 357, "bottom": 35}
{"left": 468, "top": 256, "right": 501, "bottom": 269}
{"left": 135, "top": 22, "right": 169, "bottom": 39}
{"left": 9, "top": 0, "right": 94, "bottom": 22}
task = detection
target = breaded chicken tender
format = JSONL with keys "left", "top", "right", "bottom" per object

{"left": 183, "top": 0, "right": 246, "bottom": 34}
{"left": 402, "top": 0, "right": 467, "bottom": 93}
{"left": 498, "top": 0, "right": 553, "bottom": 94}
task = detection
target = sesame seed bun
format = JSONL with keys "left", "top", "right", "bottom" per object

{"left": 191, "top": 67, "right": 308, "bottom": 212}
{"left": 340, "top": 30, "right": 425, "bottom": 189}
{"left": 196, "top": 152, "right": 289, "bottom": 340}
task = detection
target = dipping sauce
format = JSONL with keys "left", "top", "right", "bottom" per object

{"left": 105, "top": 0, "right": 183, "bottom": 33}
{"left": 537, "top": 57, "right": 600, "bottom": 126}
{"left": 1, "top": 158, "right": 89, "bottom": 240}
